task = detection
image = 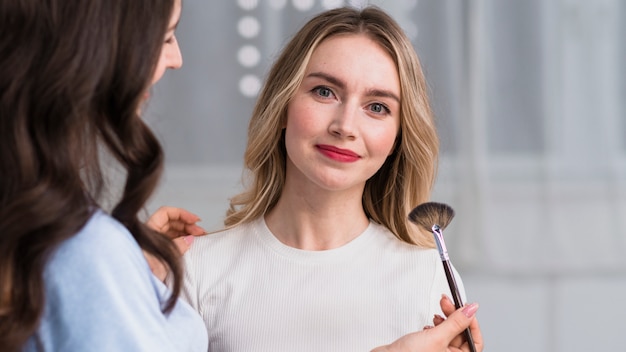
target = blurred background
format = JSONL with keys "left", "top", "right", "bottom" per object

{"left": 144, "top": 0, "right": 626, "bottom": 350}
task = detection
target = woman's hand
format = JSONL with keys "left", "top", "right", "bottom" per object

{"left": 371, "top": 295, "right": 483, "bottom": 352}
{"left": 146, "top": 206, "right": 206, "bottom": 253}
{"left": 144, "top": 206, "right": 207, "bottom": 281}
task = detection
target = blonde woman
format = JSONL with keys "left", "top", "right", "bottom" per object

{"left": 183, "top": 6, "right": 482, "bottom": 352}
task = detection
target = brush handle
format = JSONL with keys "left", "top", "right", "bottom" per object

{"left": 442, "top": 259, "right": 477, "bottom": 352}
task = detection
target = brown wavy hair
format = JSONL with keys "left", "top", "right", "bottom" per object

{"left": 225, "top": 6, "right": 439, "bottom": 247}
{"left": 0, "top": 0, "right": 181, "bottom": 350}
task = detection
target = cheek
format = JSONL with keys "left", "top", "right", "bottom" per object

{"left": 368, "top": 123, "right": 400, "bottom": 157}
{"left": 285, "top": 100, "right": 318, "bottom": 139}
{"left": 284, "top": 101, "right": 325, "bottom": 165}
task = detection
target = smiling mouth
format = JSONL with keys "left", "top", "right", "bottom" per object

{"left": 316, "top": 145, "right": 360, "bottom": 162}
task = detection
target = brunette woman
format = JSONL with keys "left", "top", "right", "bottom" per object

{"left": 0, "top": 0, "right": 207, "bottom": 351}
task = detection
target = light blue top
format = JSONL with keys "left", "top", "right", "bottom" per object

{"left": 24, "top": 210, "right": 208, "bottom": 352}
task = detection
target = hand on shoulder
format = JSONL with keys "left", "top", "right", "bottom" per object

{"left": 145, "top": 206, "right": 207, "bottom": 281}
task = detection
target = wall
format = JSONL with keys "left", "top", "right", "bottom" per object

{"left": 146, "top": 1, "right": 626, "bottom": 350}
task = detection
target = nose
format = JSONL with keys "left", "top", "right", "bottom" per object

{"left": 167, "top": 41, "right": 183, "bottom": 70}
{"left": 328, "top": 103, "right": 358, "bottom": 139}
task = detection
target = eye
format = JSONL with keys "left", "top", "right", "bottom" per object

{"left": 369, "top": 102, "right": 391, "bottom": 115}
{"left": 312, "top": 86, "right": 335, "bottom": 99}
{"left": 165, "top": 34, "right": 176, "bottom": 44}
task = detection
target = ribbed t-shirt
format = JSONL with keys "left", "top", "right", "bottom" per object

{"left": 183, "top": 217, "right": 465, "bottom": 352}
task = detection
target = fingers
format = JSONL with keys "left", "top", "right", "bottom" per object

{"left": 153, "top": 206, "right": 201, "bottom": 223}
{"left": 172, "top": 235, "right": 195, "bottom": 255}
{"left": 372, "top": 300, "right": 482, "bottom": 352}
{"left": 464, "top": 308, "right": 483, "bottom": 351}
{"left": 181, "top": 222, "right": 207, "bottom": 236}
{"left": 433, "top": 314, "right": 445, "bottom": 326}
{"left": 440, "top": 294, "right": 458, "bottom": 316}
{"left": 441, "top": 307, "right": 474, "bottom": 336}
{"left": 161, "top": 222, "right": 206, "bottom": 238}
{"left": 437, "top": 295, "right": 484, "bottom": 352}
{"left": 374, "top": 304, "right": 480, "bottom": 352}
{"left": 147, "top": 206, "right": 207, "bottom": 238}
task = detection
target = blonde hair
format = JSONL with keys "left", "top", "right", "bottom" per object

{"left": 225, "top": 6, "right": 438, "bottom": 247}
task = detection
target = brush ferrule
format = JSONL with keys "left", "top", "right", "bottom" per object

{"left": 432, "top": 225, "right": 450, "bottom": 261}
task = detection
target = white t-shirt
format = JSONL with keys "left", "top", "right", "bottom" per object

{"left": 183, "top": 216, "right": 465, "bottom": 352}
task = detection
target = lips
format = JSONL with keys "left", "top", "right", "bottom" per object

{"left": 316, "top": 144, "right": 360, "bottom": 162}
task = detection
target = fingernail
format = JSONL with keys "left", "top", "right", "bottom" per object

{"left": 462, "top": 303, "right": 479, "bottom": 318}
{"left": 441, "top": 293, "right": 453, "bottom": 304}
{"left": 423, "top": 325, "right": 434, "bottom": 330}
{"left": 183, "top": 235, "right": 195, "bottom": 245}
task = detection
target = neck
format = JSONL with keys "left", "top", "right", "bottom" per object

{"left": 265, "top": 183, "right": 369, "bottom": 251}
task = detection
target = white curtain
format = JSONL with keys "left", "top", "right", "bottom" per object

{"left": 429, "top": 0, "right": 625, "bottom": 274}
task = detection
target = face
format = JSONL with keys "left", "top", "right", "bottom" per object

{"left": 284, "top": 34, "right": 401, "bottom": 193}
{"left": 151, "top": 0, "right": 183, "bottom": 85}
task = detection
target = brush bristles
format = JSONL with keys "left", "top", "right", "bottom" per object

{"left": 408, "top": 202, "right": 456, "bottom": 232}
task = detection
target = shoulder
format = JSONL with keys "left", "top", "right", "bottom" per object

{"left": 35, "top": 211, "right": 198, "bottom": 351}
{"left": 185, "top": 219, "right": 257, "bottom": 260}
{"left": 180, "top": 219, "right": 259, "bottom": 312}
{"left": 182, "top": 218, "right": 271, "bottom": 281}
{"left": 68, "top": 210, "right": 137, "bottom": 250}
{"left": 367, "top": 221, "right": 444, "bottom": 273}
{"left": 47, "top": 210, "right": 147, "bottom": 278}
{"left": 43, "top": 211, "right": 156, "bottom": 304}
{"left": 368, "top": 222, "right": 466, "bottom": 304}
{"left": 369, "top": 221, "right": 439, "bottom": 257}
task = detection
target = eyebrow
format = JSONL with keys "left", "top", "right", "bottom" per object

{"left": 306, "top": 71, "right": 401, "bottom": 104}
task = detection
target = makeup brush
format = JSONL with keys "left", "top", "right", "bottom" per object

{"left": 408, "top": 202, "right": 477, "bottom": 352}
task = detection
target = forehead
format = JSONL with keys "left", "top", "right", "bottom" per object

{"left": 170, "top": 0, "right": 182, "bottom": 25}
{"left": 312, "top": 33, "right": 387, "bottom": 57}
{"left": 309, "top": 34, "right": 396, "bottom": 70}
{"left": 305, "top": 34, "right": 400, "bottom": 93}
